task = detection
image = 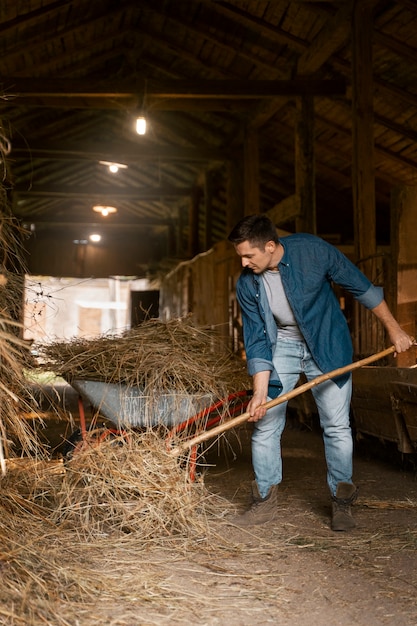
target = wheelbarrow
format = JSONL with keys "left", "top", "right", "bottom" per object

{"left": 66, "top": 378, "right": 252, "bottom": 479}
{"left": 67, "top": 346, "right": 399, "bottom": 478}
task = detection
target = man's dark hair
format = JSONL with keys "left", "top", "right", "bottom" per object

{"left": 228, "top": 214, "right": 279, "bottom": 247}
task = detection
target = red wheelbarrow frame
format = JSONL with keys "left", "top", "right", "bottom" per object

{"left": 75, "top": 390, "right": 252, "bottom": 480}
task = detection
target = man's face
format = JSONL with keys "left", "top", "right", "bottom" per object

{"left": 234, "top": 240, "right": 276, "bottom": 274}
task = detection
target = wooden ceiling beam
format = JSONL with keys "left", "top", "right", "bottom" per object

{"left": 247, "top": 1, "right": 354, "bottom": 129}
{"left": 374, "top": 30, "right": 417, "bottom": 64}
{"left": 0, "top": 3, "right": 131, "bottom": 70}
{"left": 0, "top": 77, "right": 346, "bottom": 103}
{"left": 209, "top": 2, "right": 308, "bottom": 53}
{"left": 331, "top": 54, "right": 417, "bottom": 110}
{"left": 0, "top": 0, "right": 70, "bottom": 35}
{"left": 314, "top": 109, "right": 417, "bottom": 174}
{"left": 12, "top": 184, "right": 192, "bottom": 200}
{"left": 9, "top": 141, "right": 228, "bottom": 162}
{"left": 264, "top": 117, "right": 396, "bottom": 200}
{"left": 142, "top": 0, "right": 303, "bottom": 75}
{"left": 297, "top": 1, "right": 354, "bottom": 75}
{"left": 20, "top": 218, "right": 171, "bottom": 229}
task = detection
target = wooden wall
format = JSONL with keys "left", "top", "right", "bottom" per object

{"left": 160, "top": 240, "right": 243, "bottom": 352}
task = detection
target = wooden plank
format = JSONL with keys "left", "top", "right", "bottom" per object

{"left": 0, "top": 0, "right": 69, "bottom": 35}
{"left": 10, "top": 141, "right": 230, "bottom": 162}
{"left": 351, "top": 1, "right": 376, "bottom": 265}
{"left": 390, "top": 185, "right": 417, "bottom": 366}
{"left": 352, "top": 366, "right": 417, "bottom": 450}
{"left": 188, "top": 186, "right": 202, "bottom": 258}
{"left": 250, "top": 2, "right": 355, "bottom": 129}
{"left": 2, "top": 77, "right": 346, "bottom": 101}
{"left": 295, "top": 96, "right": 316, "bottom": 234}
{"left": 13, "top": 184, "right": 192, "bottom": 199}
{"left": 243, "top": 128, "right": 260, "bottom": 216}
{"left": 351, "top": 1, "right": 378, "bottom": 356}
{"left": 267, "top": 195, "right": 301, "bottom": 226}
{"left": 226, "top": 158, "right": 244, "bottom": 234}
{"left": 203, "top": 170, "right": 213, "bottom": 251}
{"left": 297, "top": 0, "right": 354, "bottom": 74}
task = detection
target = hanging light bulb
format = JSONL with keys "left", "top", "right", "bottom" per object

{"left": 93, "top": 205, "right": 117, "bottom": 217}
{"left": 136, "top": 115, "right": 147, "bottom": 135}
{"left": 98, "top": 160, "right": 128, "bottom": 174}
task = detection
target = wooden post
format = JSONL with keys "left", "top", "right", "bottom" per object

{"left": 391, "top": 186, "right": 417, "bottom": 367}
{"left": 167, "top": 219, "right": 176, "bottom": 258}
{"left": 177, "top": 204, "right": 186, "bottom": 258}
{"left": 203, "top": 170, "right": 213, "bottom": 251}
{"left": 351, "top": 0, "right": 377, "bottom": 355}
{"left": 243, "top": 127, "right": 260, "bottom": 216}
{"left": 295, "top": 95, "right": 316, "bottom": 234}
{"left": 226, "top": 156, "right": 244, "bottom": 234}
{"left": 188, "top": 186, "right": 201, "bottom": 258}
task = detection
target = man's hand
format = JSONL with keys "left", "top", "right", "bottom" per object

{"left": 389, "top": 329, "right": 415, "bottom": 355}
{"left": 247, "top": 392, "right": 268, "bottom": 422}
{"left": 371, "top": 300, "right": 415, "bottom": 355}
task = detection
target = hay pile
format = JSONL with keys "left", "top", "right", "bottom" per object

{"left": 0, "top": 432, "right": 233, "bottom": 625}
{"left": 49, "top": 430, "right": 221, "bottom": 538}
{"left": 37, "top": 317, "right": 250, "bottom": 401}
{"left": 0, "top": 188, "right": 46, "bottom": 466}
{"left": 0, "top": 316, "right": 44, "bottom": 465}
{"left": 1, "top": 430, "right": 226, "bottom": 541}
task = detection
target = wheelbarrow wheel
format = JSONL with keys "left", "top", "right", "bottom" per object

{"left": 61, "top": 427, "right": 83, "bottom": 462}
{"left": 62, "top": 426, "right": 128, "bottom": 463}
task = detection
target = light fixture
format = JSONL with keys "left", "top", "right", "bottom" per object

{"left": 98, "top": 160, "right": 128, "bottom": 174}
{"left": 93, "top": 205, "right": 118, "bottom": 217}
{"left": 135, "top": 115, "right": 147, "bottom": 135}
{"left": 89, "top": 233, "right": 101, "bottom": 243}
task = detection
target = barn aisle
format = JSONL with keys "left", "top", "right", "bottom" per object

{"left": 200, "top": 423, "right": 417, "bottom": 626}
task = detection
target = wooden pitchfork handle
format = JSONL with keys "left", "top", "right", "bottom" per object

{"left": 169, "top": 345, "right": 397, "bottom": 457}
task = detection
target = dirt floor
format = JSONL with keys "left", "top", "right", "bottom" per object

{"left": 199, "top": 424, "right": 417, "bottom": 626}
{"left": 17, "top": 389, "right": 417, "bottom": 626}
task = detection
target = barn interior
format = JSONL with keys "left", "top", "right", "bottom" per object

{"left": 1, "top": 1, "right": 417, "bottom": 625}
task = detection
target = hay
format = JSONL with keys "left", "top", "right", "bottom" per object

{"left": 0, "top": 429, "right": 230, "bottom": 544}
{"left": 49, "top": 430, "right": 222, "bottom": 539}
{"left": 37, "top": 317, "right": 250, "bottom": 400}
{"left": 0, "top": 433, "right": 234, "bottom": 625}
{"left": 359, "top": 498, "right": 417, "bottom": 510}
{"left": 0, "top": 191, "right": 46, "bottom": 465}
{"left": 0, "top": 315, "right": 45, "bottom": 463}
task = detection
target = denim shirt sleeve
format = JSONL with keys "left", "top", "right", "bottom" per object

{"left": 325, "top": 243, "right": 384, "bottom": 309}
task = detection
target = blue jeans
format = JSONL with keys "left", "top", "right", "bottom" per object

{"left": 252, "top": 338, "right": 353, "bottom": 498}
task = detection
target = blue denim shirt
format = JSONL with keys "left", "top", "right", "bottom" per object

{"left": 236, "top": 233, "right": 384, "bottom": 396}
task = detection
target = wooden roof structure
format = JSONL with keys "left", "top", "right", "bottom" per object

{"left": 1, "top": 0, "right": 417, "bottom": 277}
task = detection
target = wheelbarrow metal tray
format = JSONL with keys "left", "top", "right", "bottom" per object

{"left": 72, "top": 379, "right": 213, "bottom": 427}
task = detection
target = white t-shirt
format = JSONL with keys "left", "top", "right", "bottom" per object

{"left": 262, "top": 270, "right": 303, "bottom": 340}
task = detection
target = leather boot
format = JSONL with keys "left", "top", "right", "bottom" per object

{"left": 233, "top": 480, "right": 278, "bottom": 526}
{"left": 331, "top": 482, "right": 358, "bottom": 531}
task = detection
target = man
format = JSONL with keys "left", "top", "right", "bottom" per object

{"left": 228, "top": 214, "right": 413, "bottom": 531}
